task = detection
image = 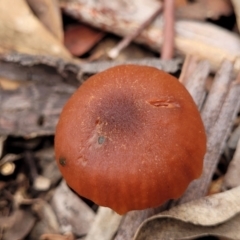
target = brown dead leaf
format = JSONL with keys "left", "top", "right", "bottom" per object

{"left": 177, "top": 0, "right": 233, "bottom": 20}
{"left": 0, "top": 0, "right": 70, "bottom": 58}
{"left": 64, "top": 24, "right": 105, "bottom": 56}
{"left": 134, "top": 186, "right": 240, "bottom": 240}
{"left": 1, "top": 209, "right": 36, "bottom": 240}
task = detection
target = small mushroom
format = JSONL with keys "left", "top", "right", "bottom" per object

{"left": 54, "top": 65, "right": 206, "bottom": 214}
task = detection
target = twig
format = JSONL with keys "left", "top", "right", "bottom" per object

{"left": 108, "top": 4, "right": 163, "bottom": 59}
{"left": 161, "top": 0, "right": 175, "bottom": 60}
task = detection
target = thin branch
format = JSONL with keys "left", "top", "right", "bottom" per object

{"left": 108, "top": 4, "right": 163, "bottom": 59}
{"left": 161, "top": 0, "right": 175, "bottom": 60}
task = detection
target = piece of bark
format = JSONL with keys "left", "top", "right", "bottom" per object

{"left": 0, "top": 52, "right": 181, "bottom": 84}
{"left": 0, "top": 53, "right": 181, "bottom": 137}
{"left": 26, "top": 0, "right": 63, "bottom": 41}
{"left": 0, "top": 82, "right": 76, "bottom": 137}
{"left": 60, "top": 0, "right": 240, "bottom": 72}
{"left": 80, "top": 58, "right": 181, "bottom": 75}
{"left": 0, "top": 0, "right": 70, "bottom": 58}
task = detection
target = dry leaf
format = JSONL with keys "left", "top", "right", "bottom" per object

{"left": 51, "top": 180, "right": 95, "bottom": 236}
{"left": 134, "top": 186, "right": 240, "bottom": 240}
{"left": 0, "top": 0, "right": 70, "bottom": 58}
{"left": 64, "top": 24, "right": 105, "bottom": 56}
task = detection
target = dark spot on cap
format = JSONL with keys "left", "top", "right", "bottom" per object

{"left": 59, "top": 157, "right": 66, "bottom": 166}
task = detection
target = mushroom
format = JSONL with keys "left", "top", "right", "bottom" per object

{"left": 54, "top": 65, "right": 206, "bottom": 214}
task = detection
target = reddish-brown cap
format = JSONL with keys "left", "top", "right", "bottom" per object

{"left": 54, "top": 65, "right": 206, "bottom": 214}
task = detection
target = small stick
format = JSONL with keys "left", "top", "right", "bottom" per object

{"left": 108, "top": 4, "right": 163, "bottom": 59}
{"left": 161, "top": 0, "right": 175, "bottom": 60}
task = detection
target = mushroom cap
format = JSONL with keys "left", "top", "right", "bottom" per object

{"left": 54, "top": 65, "right": 206, "bottom": 214}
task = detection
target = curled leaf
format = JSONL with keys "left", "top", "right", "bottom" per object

{"left": 134, "top": 186, "right": 240, "bottom": 240}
